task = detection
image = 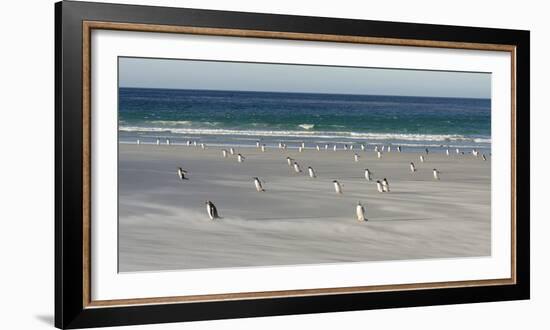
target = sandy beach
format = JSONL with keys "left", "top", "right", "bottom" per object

{"left": 118, "top": 143, "right": 491, "bottom": 272}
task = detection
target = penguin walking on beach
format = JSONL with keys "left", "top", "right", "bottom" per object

{"left": 388, "top": 146, "right": 392, "bottom": 153}
{"left": 293, "top": 162, "right": 302, "bottom": 173}
{"left": 382, "top": 178, "right": 390, "bottom": 192}
{"left": 308, "top": 166, "right": 316, "bottom": 178}
{"left": 193, "top": 141, "right": 198, "bottom": 147}
{"left": 377, "top": 151, "right": 382, "bottom": 159}
{"left": 205, "top": 201, "right": 220, "bottom": 220}
{"left": 286, "top": 156, "right": 293, "bottom": 166}
{"left": 333, "top": 180, "right": 343, "bottom": 194}
{"left": 256, "top": 141, "right": 260, "bottom": 148}
{"left": 374, "top": 146, "right": 379, "bottom": 152}
{"left": 221, "top": 149, "right": 228, "bottom": 158}
{"left": 261, "top": 144, "right": 266, "bottom": 152}
{"left": 254, "top": 177, "right": 265, "bottom": 192}
{"left": 166, "top": 139, "right": 171, "bottom": 145}
{"left": 456, "top": 148, "right": 460, "bottom": 155}
{"left": 433, "top": 169, "right": 440, "bottom": 180}
{"left": 425, "top": 148, "right": 429, "bottom": 155}
{"left": 364, "top": 169, "right": 372, "bottom": 181}
{"left": 237, "top": 154, "right": 245, "bottom": 163}
{"left": 229, "top": 147, "right": 235, "bottom": 155}
{"left": 177, "top": 167, "right": 188, "bottom": 180}
{"left": 446, "top": 149, "right": 450, "bottom": 156}
{"left": 316, "top": 145, "right": 321, "bottom": 151}
{"left": 354, "top": 153, "right": 360, "bottom": 162}
{"left": 410, "top": 162, "right": 416, "bottom": 173}
{"left": 156, "top": 138, "right": 160, "bottom": 145}
{"left": 350, "top": 145, "right": 354, "bottom": 150}
{"left": 356, "top": 202, "right": 367, "bottom": 222}
{"left": 200, "top": 143, "right": 206, "bottom": 150}
{"left": 360, "top": 144, "right": 365, "bottom": 151}
{"left": 333, "top": 145, "right": 338, "bottom": 151}
{"left": 301, "top": 142, "right": 305, "bottom": 149}
{"left": 186, "top": 140, "right": 191, "bottom": 146}
{"left": 376, "top": 180, "right": 384, "bottom": 193}
{"left": 397, "top": 146, "right": 402, "bottom": 152}
{"left": 482, "top": 154, "right": 487, "bottom": 161}
{"left": 420, "top": 155, "right": 425, "bottom": 163}
{"left": 325, "top": 144, "right": 329, "bottom": 150}
{"left": 298, "top": 146, "right": 303, "bottom": 152}
{"left": 136, "top": 139, "right": 141, "bottom": 145}
{"left": 344, "top": 144, "right": 348, "bottom": 150}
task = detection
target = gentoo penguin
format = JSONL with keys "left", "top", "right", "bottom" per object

{"left": 298, "top": 146, "right": 303, "bottom": 152}
{"left": 360, "top": 144, "right": 365, "bottom": 151}
{"left": 333, "top": 145, "right": 337, "bottom": 151}
{"left": 410, "top": 162, "right": 416, "bottom": 173}
{"left": 376, "top": 180, "right": 384, "bottom": 193}
{"left": 354, "top": 153, "right": 360, "bottom": 162}
{"left": 316, "top": 145, "right": 320, "bottom": 151}
{"left": 156, "top": 138, "right": 160, "bottom": 145}
{"left": 205, "top": 201, "right": 220, "bottom": 220}
{"left": 344, "top": 144, "right": 348, "bottom": 150}
{"left": 237, "top": 154, "right": 245, "bottom": 163}
{"left": 482, "top": 154, "right": 487, "bottom": 161}
{"left": 397, "top": 146, "right": 402, "bottom": 152}
{"left": 193, "top": 141, "right": 197, "bottom": 147}
{"left": 293, "top": 162, "right": 302, "bottom": 173}
{"left": 377, "top": 151, "right": 382, "bottom": 159}
{"left": 221, "top": 149, "right": 228, "bottom": 158}
{"left": 374, "top": 146, "right": 379, "bottom": 152}
{"left": 381, "top": 146, "right": 385, "bottom": 152}
{"left": 433, "top": 169, "right": 440, "bottom": 180}
{"left": 136, "top": 139, "right": 141, "bottom": 145}
{"left": 254, "top": 177, "right": 265, "bottom": 192}
{"left": 278, "top": 142, "right": 283, "bottom": 149}
{"left": 356, "top": 202, "right": 367, "bottom": 222}
{"left": 256, "top": 141, "right": 260, "bottom": 148}
{"left": 420, "top": 155, "right": 425, "bottom": 163}
{"left": 456, "top": 148, "right": 460, "bottom": 154}
{"left": 364, "top": 169, "right": 372, "bottom": 181}
{"left": 261, "top": 144, "right": 266, "bottom": 152}
{"left": 282, "top": 143, "right": 287, "bottom": 151}
{"left": 388, "top": 146, "right": 392, "bottom": 153}
{"left": 229, "top": 147, "right": 235, "bottom": 155}
{"left": 166, "top": 139, "right": 171, "bottom": 145}
{"left": 286, "top": 156, "right": 293, "bottom": 166}
{"left": 382, "top": 178, "right": 390, "bottom": 192}
{"left": 186, "top": 140, "right": 191, "bottom": 146}
{"left": 200, "top": 143, "right": 206, "bottom": 150}
{"left": 325, "top": 144, "right": 329, "bottom": 150}
{"left": 177, "top": 167, "right": 188, "bottom": 180}
{"left": 350, "top": 144, "right": 354, "bottom": 150}
{"left": 425, "top": 148, "right": 429, "bottom": 154}
{"left": 308, "top": 166, "right": 316, "bottom": 178}
{"left": 333, "top": 180, "right": 343, "bottom": 194}
{"left": 301, "top": 142, "right": 305, "bottom": 148}
{"left": 446, "top": 149, "right": 450, "bottom": 156}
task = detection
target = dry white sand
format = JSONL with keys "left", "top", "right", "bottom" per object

{"left": 119, "top": 143, "right": 491, "bottom": 272}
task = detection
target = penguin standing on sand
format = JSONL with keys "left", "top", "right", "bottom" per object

{"left": 433, "top": 169, "right": 440, "bottom": 180}
{"left": 237, "top": 154, "right": 245, "bottom": 163}
{"left": 456, "top": 148, "right": 460, "bottom": 154}
{"left": 166, "top": 139, "right": 171, "bottom": 145}
{"left": 356, "top": 202, "right": 367, "bottom": 222}
{"left": 333, "top": 180, "right": 343, "bottom": 194}
{"left": 375, "top": 146, "right": 379, "bottom": 152}
{"left": 293, "top": 162, "right": 302, "bottom": 173}
{"left": 482, "top": 154, "right": 487, "bottom": 161}
{"left": 344, "top": 144, "right": 348, "bottom": 150}
{"left": 333, "top": 145, "right": 337, "bottom": 151}
{"left": 316, "top": 145, "right": 321, "bottom": 151}
{"left": 156, "top": 138, "right": 160, "bottom": 145}
{"left": 256, "top": 141, "right": 260, "bottom": 148}
{"left": 420, "top": 155, "right": 425, "bottom": 163}
{"left": 361, "top": 144, "right": 365, "bottom": 151}
{"left": 446, "top": 149, "right": 450, "bottom": 156}
{"left": 229, "top": 147, "right": 235, "bottom": 155}
{"left": 388, "top": 146, "right": 392, "bottom": 153}
{"left": 376, "top": 180, "right": 384, "bottom": 193}
{"left": 193, "top": 141, "right": 197, "bottom": 147}
{"left": 325, "top": 144, "right": 329, "bottom": 150}
{"left": 136, "top": 139, "right": 140, "bottom": 145}
{"left": 377, "top": 151, "right": 382, "bottom": 159}
{"left": 301, "top": 142, "right": 305, "bottom": 149}
{"left": 397, "top": 146, "right": 402, "bottom": 152}
{"left": 221, "top": 149, "right": 228, "bottom": 158}
{"left": 410, "top": 162, "right": 416, "bottom": 173}
{"left": 382, "top": 178, "right": 390, "bottom": 192}
{"left": 177, "top": 167, "right": 188, "bottom": 180}
{"left": 261, "top": 144, "right": 266, "bottom": 152}
{"left": 200, "top": 143, "right": 206, "bottom": 150}
{"left": 205, "top": 201, "right": 220, "bottom": 220}
{"left": 186, "top": 140, "right": 191, "bottom": 146}
{"left": 298, "top": 146, "right": 303, "bottom": 152}
{"left": 254, "top": 177, "right": 265, "bottom": 192}
{"left": 354, "top": 153, "right": 360, "bottom": 162}
{"left": 364, "top": 169, "right": 372, "bottom": 181}
{"left": 425, "top": 148, "right": 429, "bottom": 154}
{"left": 308, "top": 166, "right": 316, "bottom": 178}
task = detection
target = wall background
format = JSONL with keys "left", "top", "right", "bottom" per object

{"left": 0, "top": 0, "right": 546, "bottom": 329}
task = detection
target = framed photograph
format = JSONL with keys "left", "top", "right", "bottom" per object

{"left": 55, "top": 1, "right": 530, "bottom": 328}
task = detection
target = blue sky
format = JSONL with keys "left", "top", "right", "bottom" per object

{"left": 119, "top": 57, "right": 491, "bottom": 99}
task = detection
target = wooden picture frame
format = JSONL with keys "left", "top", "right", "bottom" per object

{"left": 55, "top": 1, "right": 530, "bottom": 328}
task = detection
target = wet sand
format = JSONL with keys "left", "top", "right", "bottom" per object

{"left": 118, "top": 143, "right": 491, "bottom": 272}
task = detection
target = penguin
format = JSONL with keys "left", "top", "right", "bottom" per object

{"left": 420, "top": 155, "right": 425, "bottom": 163}
{"left": 136, "top": 139, "right": 140, "bottom": 145}
{"left": 325, "top": 144, "right": 329, "bottom": 150}
{"left": 364, "top": 169, "right": 372, "bottom": 181}
{"left": 344, "top": 144, "right": 348, "bottom": 150}
{"left": 193, "top": 141, "right": 197, "bottom": 147}
{"left": 156, "top": 138, "right": 160, "bottom": 145}
{"left": 177, "top": 167, "right": 188, "bottom": 180}
{"left": 301, "top": 142, "right": 305, "bottom": 148}
{"left": 316, "top": 145, "right": 320, "bottom": 151}
{"left": 286, "top": 156, "right": 293, "bottom": 166}
{"left": 278, "top": 142, "right": 283, "bottom": 149}
{"left": 308, "top": 166, "right": 316, "bottom": 178}
{"left": 382, "top": 178, "right": 390, "bottom": 192}
{"left": 433, "top": 169, "right": 440, "bottom": 180}
{"left": 377, "top": 151, "right": 382, "bottom": 159}
{"left": 425, "top": 148, "right": 429, "bottom": 155}
{"left": 482, "top": 154, "right": 487, "bottom": 161}
{"left": 282, "top": 143, "right": 287, "bottom": 151}
{"left": 374, "top": 146, "right": 379, "bottom": 152}
{"left": 186, "top": 140, "right": 191, "bottom": 146}
{"left": 333, "top": 145, "right": 338, "bottom": 151}
{"left": 354, "top": 153, "right": 359, "bottom": 162}
{"left": 356, "top": 202, "right": 367, "bottom": 222}
{"left": 237, "top": 154, "right": 245, "bottom": 163}
{"left": 376, "top": 180, "right": 384, "bottom": 193}
{"left": 298, "top": 146, "right": 303, "bottom": 153}
{"left": 256, "top": 141, "right": 260, "bottom": 148}
{"left": 350, "top": 145, "right": 354, "bottom": 150}
{"left": 166, "top": 139, "right": 171, "bottom": 145}
{"left": 333, "top": 180, "right": 343, "bottom": 194}
{"left": 261, "top": 144, "right": 266, "bottom": 152}
{"left": 221, "top": 149, "right": 228, "bottom": 158}
{"left": 293, "top": 162, "right": 302, "bottom": 173}
{"left": 387, "top": 146, "right": 391, "bottom": 153}
{"left": 456, "top": 148, "right": 460, "bottom": 154}
{"left": 229, "top": 147, "right": 235, "bottom": 155}
{"left": 205, "top": 201, "right": 220, "bottom": 220}
{"left": 200, "top": 143, "right": 206, "bottom": 150}
{"left": 254, "top": 177, "right": 265, "bottom": 192}
{"left": 360, "top": 144, "right": 365, "bottom": 151}
{"left": 446, "top": 149, "right": 450, "bottom": 156}
{"left": 410, "top": 162, "right": 416, "bottom": 173}
{"left": 397, "top": 146, "right": 402, "bottom": 153}
{"left": 381, "top": 146, "right": 385, "bottom": 152}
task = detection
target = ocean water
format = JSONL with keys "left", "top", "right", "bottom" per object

{"left": 119, "top": 88, "right": 491, "bottom": 153}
